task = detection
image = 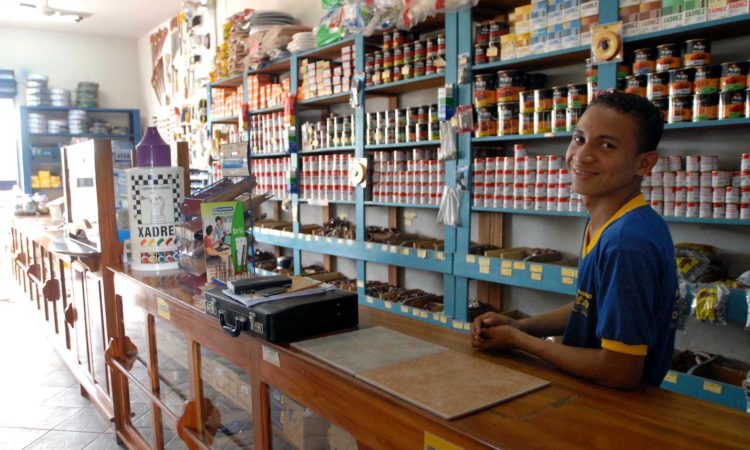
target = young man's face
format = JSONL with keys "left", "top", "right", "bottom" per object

{"left": 566, "top": 105, "right": 655, "bottom": 201}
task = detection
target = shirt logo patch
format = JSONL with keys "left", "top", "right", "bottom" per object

{"left": 573, "top": 290, "right": 592, "bottom": 317}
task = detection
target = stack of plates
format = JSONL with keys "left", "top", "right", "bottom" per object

{"left": 68, "top": 109, "right": 88, "bottom": 135}
{"left": 76, "top": 81, "right": 99, "bottom": 108}
{"left": 47, "top": 119, "right": 69, "bottom": 134}
{"left": 28, "top": 113, "right": 47, "bottom": 134}
{"left": 89, "top": 119, "right": 109, "bottom": 135}
{"left": 247, "top": 11, "right": 296, "bottom": 27}
{"left": 26, "top": 74, "right": 49, "bottom": 106}
{"left": 288, "top": 32, "right": 316, "bottom": 53}
{"left": 50, "top": 88, "right": 71, "bottom": 107}
{"left": 111, "top": 125, "right": 130, "bottom": 136}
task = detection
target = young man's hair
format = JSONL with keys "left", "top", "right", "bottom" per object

{"left": 215, "top": 216, "right": 222, "bottom": 223}
{"left": 205, "top": 225, "right": 213, "bottom": 236}
{"left": 589, "top": 91, "right": 664, "bottom": 154}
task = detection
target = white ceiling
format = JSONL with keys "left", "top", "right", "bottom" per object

{"left": 0, "top": 0, "right": 183, "bottom": 38}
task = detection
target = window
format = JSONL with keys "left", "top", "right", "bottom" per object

{"left": 0, "top": 98, "right": 19, "bottom": 189}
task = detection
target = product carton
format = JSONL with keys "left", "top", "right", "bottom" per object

{"left": 328, "top": 424, "right": 358, "bottom": 450}
{"left": 684, "top": 0, "right": 708, "bottom": 23}
{"left": 580, "top": 0, "right": 599, "bottom": 17}
{"left": 580, "top": 13, "right": 598, "bottom": 45}
{"left": 515, "top": 32, "right": 532, "bottom": 58}
{"left": 727, "top": 0, "right": 750, "bottom": 16}
{"left": 547, "top": 0, "right": 564, "bottom": 26}
{"left": 621, "top": 0, "right": 642, "bottom": 36}
{"left": 561, "top": 19, "right": 582, "bottom": 48}
{"left": 531, "top": 1, "right": 548, "bottom": 29}
{"left": 501, "top": 33, "right": 517, "bottom": 60}
{"left": 708, "top": 0, "right": 728, "bottom": 19}
{"left": 563, "top": 0, "right": 581, "bottom": 21}
{"left": 640, "top": 0, "right": 663, "bottom": 33}
{"left": 280, "top": 398, "right": 330, "bottom": 450}
{"left": 532, "top": 28, "right": 548, "bottom": 53}
{"left": 662, "top": 0, "right": 685, "bottom": 29}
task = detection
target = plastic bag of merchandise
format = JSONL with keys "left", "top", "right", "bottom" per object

{"left": 317, "top": 6, "right": 345, "bottom": 47}
{"left": 437, "top": 186, "right": 460, "bottom": 226}
{"left": 675, "top": 280, "right": 692, "bottom": 331}
{"left": 675, "top": 243, "right": 728, "bottom": 284}
{"left": 399, "top": 0, "right": 439, "bottom": 29}
{"left": 363, "top": 0, "right": 403, "bottom": 35}
{"left": 690, "top": 283, "right": 729, "bottom": 325}
{"left": 434, "top": 0, "right": 479, "bottom": 12}
{"left": 438, "top": 120, "right": 456, "bottom": 160}
{"left": 322, "top": 0, "right": 341, "bottom": 8}
{"left": 341, "top": 0, "right": 366, "bottom": 33}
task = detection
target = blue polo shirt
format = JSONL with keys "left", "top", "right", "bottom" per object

{"left": 562, "top": 194, "right": 679, "bottom": 386}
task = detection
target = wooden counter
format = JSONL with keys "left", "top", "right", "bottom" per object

{"left": 109, "top": 267, "right": 750, "bottom": 450}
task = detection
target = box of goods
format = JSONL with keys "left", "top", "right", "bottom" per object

{"left": 547, "top": 0, "right": 564, "bottom": 26}
{"left": 684, "top": 0, "right": 708, "bottom": 24}
{"left": 662, "top": 0, "right": 685, "bottom": 29}
{"left": 515, "top": 32, "right": 532, "bottom": 59}
{"left": 640, "top": 0, "right": 663, "bottom": 33}
{"left": 728, "top": 0, "right": 750, "bottom": 16}
{"left": 483, "top": 247, "right": 563, "bottom": 263}
{"left": 38, "top": 170, "right": 51, "bottom": 188}
{"left": 620, "top": 0, "right": 642, "bottom": 37}
{"left": 561, "top": 19, "right": 582, "bottom": 49}
{"left": 532, "top": 28, "right": 548, "bottom": 53}
{"left": 708, "top": 0, "right": 729, "bottom": 19}
{"left": 563, "top": 0, "right": 581, "bottom": 21}
{"left": 501, "top": 33, "right": 517, "bottom": 60}
{"left": 580, "top": 0, "right": 599, "bottom": 17}
{"left": 531, "top": 0, "right": 548, "bottom": 29}
{"left": 661, "top": 350, "right": 750, "bottom": 412}
{"left": 514, "top": 4, "right": 532, "bottom": 34}
{"left": 580, "top": 11, "right": 598, "bottom": 45}
{"left": 328, "top": 424, "right": 358, "bottom": 450}
{"left": 280, "top": 397, "right": 330, "bottom": 450}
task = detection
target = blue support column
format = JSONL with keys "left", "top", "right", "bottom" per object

{"left": 290, "top": 55, "right": 303, "bottom": 276}
{"left": 18, "top": 106, "right": 31, "bottom": 194}
{"left": 354, "top": 33, "right": 368, "bottom": 299}
{"left": 596, "top": 0, "right": 620, "bottom": 90}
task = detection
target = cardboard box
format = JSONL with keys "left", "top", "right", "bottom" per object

{"left": 728, "top": 0, "right": 750, "bottom": 16}
{"left": 501, "top": 33, "right": 517, "bottom": 60}
{"left": 328, "top": 424, "right": 358, "bottom": 450}
{"left": 561, "top": 19, "right": 582, "bottom": 48}
{"left": 563, "top": 0, "right": 581, "bottom": 21}
{"left": 684, "top": 0, "right": 708, "bottom": 23}
{"left": 547, "top": 0, "right": 565, "bottom": 25}
{"left": 531, "top": 1, "right": 548, "bottom": 29}
{"left": 280, "top": 397, "right": 330, "bottom": 450}
{"left": 532, "top": 28, "right": 548, "bottom": 53}
{"left": 621, "top": 0, "right": 642, "bottom": 36}
{"left": 640, "top": 0, "right": 663, "bottom": 33}
{"left": 580, "top": 0, "right": 599, "bottom": 17}
{"left": 580, "top": 14, "right": 598, "bottom": 45}
{"left": 662, "top": 0, "right": 685, "bottom": 29}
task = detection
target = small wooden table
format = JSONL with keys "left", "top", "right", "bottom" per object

{"left": 109, "top": 267, "right": 750, "bottom": 450}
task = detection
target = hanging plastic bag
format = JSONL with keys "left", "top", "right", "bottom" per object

{"left": 399, "top": 0, "right": 438, "bottom": 30}
{"left": 437, "top": 186, "right": 460, "bottom": 226}
{"left": 455, "top": 104, "right": 474, "bottom": 134}
{"left": 745, "top": 290, "right": 750, "bottom": 331}
{"left": 434, "top": 0, "right": 479, "bottom": 13}
{"left": 691, "top": 283, "right": 729, "bottom": 325}
{"left": 341, "top": 0, "right": 366, "bottom": 34}
{"left": 676, "top": 280, "right": 692, "bottom": 331}
{"left": 438, "top": 120, "right": 456, "bottom": 161}
{"left": 317, "top": 6, "right": 345, "bottom": 47}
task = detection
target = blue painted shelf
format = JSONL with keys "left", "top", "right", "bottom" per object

{"left": 365, "top": 73, "right": 445, "bottom": 95}
{"left": 299, "top": 147, "right": 354, "bottom": 154}
{"left": 248, "top": 58, "right": 291, "bottom": 75}
{"left": 454, "top": 255, "right": 579, "bottom": 296}
{"left": 365, "top": 140, "right": 440, "bottom": 150}
{"left": 250, "top": 152, "right": 289, "bottom": 159}
{"left": 472, "top": 132, "right": 573, "bottom": 143}
{"left": 248, "top": 105, "right": 283, "bottom": 115}
{"left": 298, "top": 92, "right": 350, "bottom": 106}
{"left": 365, "top": 201, "right": 440, "bottom": 209}
{"left": 30, "top": 133, "right": 133, "bottom": 140}
{"left": 298, "top": 199, "right": 356, "bottom": 205}
{"left": 664, "top": 118, "right": 750, "bottom": 130}
{"left": 210, "top": 74, "right": 244, "bottom": 88}
{"left": 210, "top": 115, "right": 239, "bottom": 124}
{"left": 472, "top": 45, "right": 589, "bottom": 71}
{"left": 360, "top": 295, "right": 466, "bottom": 332}
{"left": 26, "top": 106, "right": 138, "bottom": 114}
{"left": 297, "top": 37, "right": 356, "bottom": 60}
{"left": 624, "top": 14, "right": 750, "bottom": 44}
{"left": 472, "top": 206, "right": 586, "bottom": 218}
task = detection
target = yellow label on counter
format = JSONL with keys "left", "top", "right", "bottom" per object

{"left": 417, "top": 249, "right": 427, "bottom": 259}
{"left": 433, "top": 313, "right": 440, "bottom": 321}
{"left": 501, "top": 268, "right": 513, "bottom": 277}
{"left": 466, "top": 255, "right": 476, "bottom": 263}
{"left": 561, "top": 268, "right": 578, "bottom": 278}
{"left": 436, "top": 252, "right": 445, "bottom": 260}
{"left": 530, "top": 264, "right": 543, "bottom": 273}
{"left": 562, "top": 276, "right": 575, "bottom": 285}
{"left": 531, "top": 273, "right": 542, "bottom": 281}
{"left": 440, "top": 315, "right": 448, "bottom": 324}
{"left": 156, "top": 297, "right": 170, "bottom": 321}
{"left": 703, "top": 381, "right": 723, "bottom": 395}
{"left": 401, "top": 305, "right": 409, "bottom": 313}
{"left": 463, "top": 322, "right": 471, "bottom": 331}
{"left": 420, "top": 311, "right": 429, "bottom": 318}
{"left": 366, "top": 243, "right": 374, "bottom": 249}
{"left": 452, "top": 320, "right": 463, "bottom": 329}
{"left": 390, "top": 245, "right": 398, "bottom": 254}
{"left": 384, "top": 301, "right": 393, "bottom": 309}
{"left": 501, "top": 260, "right": 512, "bottom": 269}
{"left": 513, "top": 261, "right": 526, "bottom": 270}
{"left": 401, "top": 248, "right": 410, "bottom": 256}
{"left": 663, "top": 372, "right": 678, "bottom": 384}
{"left": 424, "top": 431, "right": 464, "bottom": 450}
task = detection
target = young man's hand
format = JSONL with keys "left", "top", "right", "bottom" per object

{"left": 471, "top": 312, "right": 521, "bottom": 350}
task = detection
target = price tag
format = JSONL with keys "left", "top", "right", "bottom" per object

{"left": 419, "top": 311, "right": 429, "bottom": 318}
{"left": 390, "top": 245, "right": 398, "bottom": 253}
{"left": 417, "top": 249, "right": 427, "bottom": 259}
{"left": 381, "top": 244, "right": 389, "bottom": 252}
{"left": 432, "top": 313, "right": 440, "bottom": 321}
{"left": 366, "top": 297, "right": 374, "bottom": 304}
{"left": 412, "top": 309, "right": 420, "bottom": 317}
{"left": 337, "top": 238, "right": 344, "bottom": 245}
{"left": 501, "top": 268, "right": 513, "bottom": 277}
{"left": 326, "top": 237, "right": 333, "bottom": 243}
{"left": 703, "top": 381, "right": 723, "bottom": 395}
{"left": 436, "top": 252, "right": 445, "bottom": 260}
{"left": 531, "top": 272, "right": 542, "bottom": 281}
{"left": 501, "top": 260, "right": 512, "bottom": 269}
{"left": 305, "top": 234, "right": 312, "bottom": 241}
{"left": 440, "top": 315, "right": 448, "bottom": 324}
{"left": 663, "top": 372, "right": 678, "bottom": 384}
{"left": 562, "top": 276, "right": 575, "bottom": 285}
{"left": 384, "top": 301, "right": 393, "bottom": 309}
{"left": 463, "top": 323, "right": 471, "bottom": 331}
{"left": 486, "top": 46, "right": 499, "bottom": 58}
{"left": 400, "top": 248, "right": 410, "bottom": 256}
{"left": 314, "top": 235, "right": 320, "bottom": 241}
{"left": 479, "top": 265, "right": 490, "bottom": 274}
{"left": 356, "top": 280, "right": 365, "bottom": 289}
{"left": 530, "top": 264, "right": 543, "bottom": 273}
{"left": 513, "top": 261, "right": 526, "bottom": 270}
{"left": 479, "top": 257, "right": 490, "bottom": 266}
{"left": 466, "top": 255, "right": 476, "bottom": 264}
{"left": 561, "top": 268, "right": 578, "bottom": 278}
{"left": 262, "top": 346, "right": 280, "bottom": 367}
{"left": 366, "top": 243, "right": 374, "bottom": 249}
{"left": 157, "top": 297, "right": 170, "bottom": 321}
{"left": 401, "top": 305, "right": 409, "bottom": 313}
{"left": 452, "top": 320, "right": 463, "bottom": 329}
{"left": 347, "top": 239, "right": 354, "bottom": 246}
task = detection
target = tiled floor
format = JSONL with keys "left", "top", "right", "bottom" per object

{"left": 0, "top": 271, "right": 124, "bottom": 449}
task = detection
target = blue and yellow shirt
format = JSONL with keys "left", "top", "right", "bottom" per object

{"left": 562, "top": 194, "right": 679, "bottom": 386}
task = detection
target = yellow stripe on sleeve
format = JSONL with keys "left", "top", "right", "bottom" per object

{"left": 601, "top": 339, "right": 648, "bottom": 356}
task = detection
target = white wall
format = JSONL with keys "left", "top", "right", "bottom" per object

{"left": 0, "top": 26, "right": 143, "bottom": 111}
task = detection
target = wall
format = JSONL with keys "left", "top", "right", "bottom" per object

{"left": 0, "top": 26, "right": 143, "bottom": 111}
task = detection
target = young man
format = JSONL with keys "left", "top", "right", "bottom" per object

{"left": 471, "top": 91, "right": 679, "bottom": 389}
{"left": 214, "top": 216, "right": 226, "bottom": 245}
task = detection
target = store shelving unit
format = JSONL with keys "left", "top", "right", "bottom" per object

{"left": 17, "top": 105, "right": 140, "bottom": 196}
{"left": 206, "top": 5, "right": 750, "bottom": 335}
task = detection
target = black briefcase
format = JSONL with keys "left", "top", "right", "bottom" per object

{"left": 204, "top": 287, "right": 358, "bottom": 343}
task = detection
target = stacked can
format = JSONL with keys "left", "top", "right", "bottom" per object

{"left": 300, "top": 114, "right": 354, "bottom": 151}
{"left": 474, "top": 18, "right": 509, "bottom": 65}
{"left": 49, "top": 88, "right": 71, "bottom": 107}
{"left": 719, "top": 61, "right": 749, "bottom": 120}
{"left": 365, "top": 31, "right": 445, "bottom": 87}
{"left": 26, "top": 74, "right": 49, "bottom": 106}
{"left": 246, "top": 74, "right": 291, "bottom": 110}
{"left": 366, "top": 105, "right": 439, "bottom": 145}
{"left": 211, "top": 86, "right": 242, "bottom": 117}
{"left": 300, "top": 154, "right": 355, "bottom": 202}
{"left": 249, "top": 111, "right": 288, "bottom": 155}
{"left": 68, "top": 109, "right": 87, "bottom": 135}
{"left": 27, "top": 113, "right": 47, "bottom": 134}
{"left": 372, "top": 149, "right": 441, "bottom": 205}
{"left": 252, "top": 156, "right": 291, "bottom": 199}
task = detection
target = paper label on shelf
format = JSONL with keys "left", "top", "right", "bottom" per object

{"left": 466, "top": 255, "right": 476, "bottom": 263}
{"left": 366, "top": 297, "right": 374, "bottom": 304}
{"left": 513, "top": 261, "right": 526, "bottom": 271}
{"left": 366, "top": 243, "right": 374, "bottom": 249}
{"left": 561, "top": 268, "right": 578, "bottom": 278}
{"left": 452, "top": 320, "right": 464, "bottom": 330}
{"left": 384, "top": 301, "right": 393, "bottom": 309}
{"left": 356, "top": 280, "right": 365, "bottom": 289}
{"left": 501, "top": 260, "right": 512, "bottom": 269}
{"left": 530, "top": 264, "right": 543, "bottom": 273}
{"left": 412, "top": 309, "right": 420, "bottom": 316}
{"left": 479, "top": 265, "right": 490, "bottom": 274}
{"left": 436, "top": 252, "right": 445, "bottom": 260}
{"left": 703, "top": 381, "right": 723, "bottom": 395}
{"left": 417, "top": 249, "right": 427, "bottom": 259}
{"left": 562, "top": 276, "right": 575, "bottom": 285}
{"left": 381, "top": 244, "right": 389, "bottom": 252}
{"left": 440, "top": 315, "right": 448, "bottom": 324}
{"left": 326, "top": 237, "right": 333, "bottom": 243}
{"left": 501, "top": 268, "right": 513, "bottom": 277}
{"left": 531, "top": 273, "right": 542, "bottom": 281}
{"left": 156, "top": 297, "right": 170, "bottom": 321}
{"left": 262, "top": 346, "right": 280, "bottom": 367}
{"left": 479, "top": 257, "right": 490, "bottom": 267}
{"left": 282, "top": 231, "right": 294, "bottom": 238}
{"left": 337, "top": 238, "right": 344, "bottom": 245}
{"left": 305, "top": 234, "right": 312, "bottom": 241}
{"left": 463, "top": 322, "right": 471, "bottom": 331}
{"left": 433, "top": 313, "right": 440, "bottom": 321}
{"left": 347, "top": 240, "right": 354, "bottom": 246}
{"left": 314, "top": 235, "right": 320, "bottom": 241}
{"left": 390, "top": 245, "right": 399, "bottom": 254}
{"left": 663, "top": 372, "right": 678, "bottom": 384}
{"left": 419, "top": 311, "right": 429, "bottom": 318}
{"left": 400, "top": 248, "right": 410, "bottom": 256}
{"left": 401, "top": 305, "right": 409, "bottom": 313}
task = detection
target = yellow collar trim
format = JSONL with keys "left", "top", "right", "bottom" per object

{"left": 582, "top": 194, "right": 648, "bottom": 260}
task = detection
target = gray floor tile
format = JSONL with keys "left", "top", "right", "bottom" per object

{"left": 0, "top": 426, "right": 48, "bottom": 450}
{"left": 54, "top": 405, "right": 111, "bottom": 433}
{"left": 24, "top": 430, "right": 99, "bottom": 449}
{"left": 0, "top": 405, "right": 82, "bottom": 429}
{"left": 39, "top": 368, "right": 80, "bottom": 388}
{"left": 82, "top": 433, "right": 125, "bottom": 450}
{"left": 43, "top": 387, "right": 92, "bottom": 408}
{"left": 0, "top": 386, "right": 65, "bottom": 408}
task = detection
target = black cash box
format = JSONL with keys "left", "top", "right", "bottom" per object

{"left": 204, "top": 287, "right": 358, "bottom": 343}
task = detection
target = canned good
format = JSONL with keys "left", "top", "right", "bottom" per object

{"left": 651, "top": 97, "right": 669, "bottom": 120}
{"left": 478, "top": 24, "right": 490, "bottom": 45}
{"left": 383, "top": 33, "right": 392, "bottom": 51}
{"left": 719, "top": 90, "right": 746, "bottom": 119}
{"left": 625, "top": 75, "right": 648, "bottom": 97}
{"left": 403, "top": 43, "right": 413, "bottom": 63}
{"left": 554, "top": 109, "right": 566, "bottom": 132}
{"left": 684, "top": 39, "right": 711, "bottom": 67}
{"left": 393, "top": 30, "right": 404, "bottom": 47}
{"left": 656, "top": 44, "right": 681, "bottom": 72}
{"left": 668, "top": 95, "right": 693, "bottom": 123}
{"left": 534, "top": 89, "right": 553, "bottom": 112}
{"left": 393, "top": 46, "right": 403, "bottom": 66}
{"left": 584, "top": 58, "right": 597, "bottom": 84}
{"left": 669, "top": 68, "right": 695, "bottom": 96}
{"left": 474, "top": 74, "right": 497, "bottom": 107}
{"left": 721, "top": 61, "right": 749, "bottom": 92}
{"left": 497, "top": 70, "right": 526, "bottom": 103}
{"left": 694, "top": 65, "right": 721, "bottom": 94}
{"left": 374, "top": 51, "right": 383, "bottom": 69}
{"left": 693, "top": 93, "right": 718, "bottom": 121}
{"left": 566, "top": 107, "right": 584, "bottom": 131}
{"left": 647, "top": 71, "right": 670, "bottom": 99}
{"left": 534, "top": 110, "right": 552, "bottom": 134}
{"left": 393, "top": 65, "right": 403, "bottom": 82}
{"left": 383, "top": 49, "right": 393, "bottom": 68}
{"left": 552, "top": 86, "right": 568, "bottom": 110}
{"left": 475, "top": 107, "right": 498, "bottom": 137}
{"left": 520, "top": 91, "right": 535, "bottom": 113}
{"left": 520, "top": 113, "right": 534, "bottom": 135}
{"left": 633, "top": 48, "right": 656, "bottom": 76}
{"left": 567, "top": 84, "right": 588, "bottom": 108}
{"left": 414, "top": 60, "right": 425, "bottom": 77}
{"left": 475, "top": 45, "right": 487, "bottom": 65}
{"left": 498, "top": 103, "right": 519, "bottom": 135}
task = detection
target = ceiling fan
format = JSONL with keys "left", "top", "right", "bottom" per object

{"left": 19, "top": 0, "right": 92, "bottom": 22}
